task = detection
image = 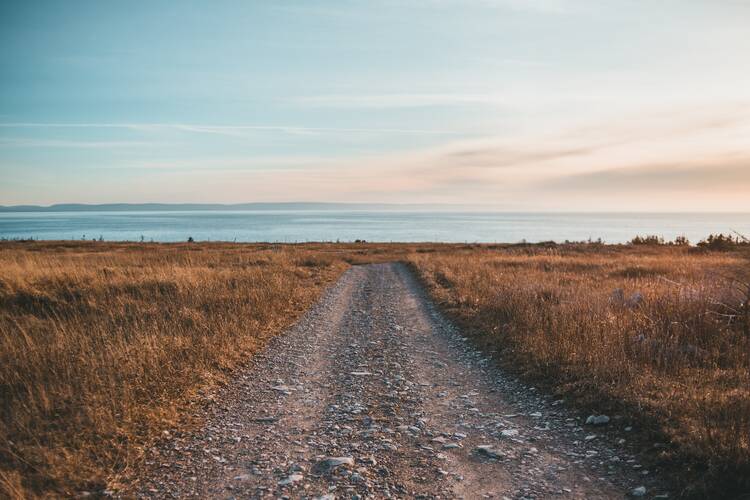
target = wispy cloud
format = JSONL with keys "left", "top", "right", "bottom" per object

{"left": 0, "top": 138, "right": 154, "bottom": 149}
{"left": 3, "top": 105, "right": 749, "bottom": 210}
{"left": 542, "top": 157, "right": 750, "bottom": 193}
{"left": 414, "top": 104, "right": 750, "bottom": 174}
{"left": 292, "top": 93, "right": 511, "bottom": 109}
{"left": 260, "top": 105, "right": 750, "bottom": 207}
{"left": 114, "top": 155, "right": 341, "bottom": 171}
{"left": 0, "top": 122, "right": 462, "bottom": 136}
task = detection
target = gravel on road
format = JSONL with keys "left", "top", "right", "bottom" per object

{"left": 122, "top": 263, "right": 667, "bottom": 499}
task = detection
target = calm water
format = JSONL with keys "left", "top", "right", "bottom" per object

{"left": 0, "top": 211, "right": 747, "bottom": 244}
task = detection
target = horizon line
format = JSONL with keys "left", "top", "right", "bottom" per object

{"left": 1, "top": 202, "right": 748, "bottom": 214}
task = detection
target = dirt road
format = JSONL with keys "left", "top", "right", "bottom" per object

{"left": 124, "top": 263, "right": 665, "bottom": 499}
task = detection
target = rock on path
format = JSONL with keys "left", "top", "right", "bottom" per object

{"left": 121, "top": 263, "right": 666, "bottom": 499}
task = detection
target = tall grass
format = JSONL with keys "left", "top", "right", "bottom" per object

{"left": 3, "top": 241, "right": 748, "bottom": 497}
{"left": 409, "top": 245, "right": 750, "bottom": 497}
{"left": 0, "top": 242, "right": 348, "bottom": 497}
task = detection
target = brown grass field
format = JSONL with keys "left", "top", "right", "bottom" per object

{"left": 0, "top": 242, "right": 356, "bottom": 498}
{"left": 409, "top": 244, "right": 750, "bottom": 497}
{"left": 1, "top": 241, "right": 748, "bottom": 497}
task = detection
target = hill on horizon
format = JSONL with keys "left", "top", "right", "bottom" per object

{"left": 0, "top": 202, "right": 474, "bottom": 213}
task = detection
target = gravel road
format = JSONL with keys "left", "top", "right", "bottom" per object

{"left": 124, "top": 263, "right": 667, "bottom": 499}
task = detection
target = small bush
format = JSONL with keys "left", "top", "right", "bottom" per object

{"left": 630, "top": 235, "right": 665, "bottom": 245}
{"left": 697, "top": 233, "right": 749, "bottom": 251}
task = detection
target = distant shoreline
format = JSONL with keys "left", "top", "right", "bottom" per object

{"left": 0, "top": 203, "right": 747, "bottom": 214}
{"left": 0, "top": 202, "right": 476, "bottom": 213}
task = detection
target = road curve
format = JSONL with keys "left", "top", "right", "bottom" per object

{"left": 123, "top": 263, "right": 663, "bottom": 499}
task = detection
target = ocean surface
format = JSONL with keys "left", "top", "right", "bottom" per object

{"left": 0, "top": 211, "right": 747, "bottom": 244}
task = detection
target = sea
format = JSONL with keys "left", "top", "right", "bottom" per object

{"left": 0, "top": 211, "right": 747, "bottom": 244}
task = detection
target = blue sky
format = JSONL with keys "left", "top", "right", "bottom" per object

{"left": 1, "top": 0, "right": 749, "bottom": 209}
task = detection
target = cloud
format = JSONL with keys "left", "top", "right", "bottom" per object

{"left": 291, "top": 93, "right": 511, "bottom": 109}
{"left": 116, "top": 155, "right": 341, "bottom": 171}
{"left": 0, "top": 138, "right": 154, "bottom": 149}
{"left": 0, "top": 122, "right": 461, "bottom": 136}
{"left": 130, "top": 105, "right": 750, "bottom": 208}
{"left": 542, "top": 157, "right": 750, "bottom": 193}
{"left": 3, "top": 104, "right": 749, "bottom": 210}
{"left": 440, "top": 146, "right": 598, "bottom": 168}
{"left": 291, "top": 104, "right": 750, "bottom": 208}
{"left": 407, "top": 103, "right": 750, "bottom": 176}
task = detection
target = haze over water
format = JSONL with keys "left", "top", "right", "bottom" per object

{"left": 1, "top": 211, "right": 747, "bottom": 244}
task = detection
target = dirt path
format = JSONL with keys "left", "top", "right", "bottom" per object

{"left": 123, "top": 263, "right": 666, "bottom": 499}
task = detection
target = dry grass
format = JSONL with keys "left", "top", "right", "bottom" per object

{"left": 408, "top": 244, "right": 750, "bottom": 497}
{"left": 2, "top": 240, "right": 749, "bottom": 498}
{"left": 0, "top": 241, "right": 352, "bottom": 498}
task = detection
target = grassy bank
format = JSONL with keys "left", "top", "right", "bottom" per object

{"left": 408, "top": 244, "right": 750, "bottom": 497}
{"left": 0, "top": 241, "right": 354, "bottom": 497}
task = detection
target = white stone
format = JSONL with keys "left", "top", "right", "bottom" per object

{"left": 631, "top": 486, "right": 647, "bottom": 497}
{"left": 585, "top": 415, "right": 610, "bottom": 425}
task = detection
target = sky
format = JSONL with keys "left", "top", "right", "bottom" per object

{"left": 1, "top": 0, "right": 749, "bottom": 210}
